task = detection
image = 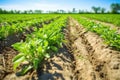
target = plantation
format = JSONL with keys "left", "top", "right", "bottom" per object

{"left": 0, "top": 14, "right": 120, "bottom": 80}
{"left": 81, "top": 14, "right": 120, "bottom": 26}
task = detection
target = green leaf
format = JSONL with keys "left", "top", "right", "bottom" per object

{"left": 12, "top": 42, "right": 22, "bottom": 50}
{"left": 44, "top": 40, "right": 48, "bottom": 48}
{"left": 44, "top": 53, "right": 50, "bottom": 58}
{"left": 33, "top": 58, "right": 39, "bottom": 69}
{"left": 51, "top": 46, "right": 58, "bottom": 52}
{"left": 21, "top": 65, "right": 33, "bottom": 75}
{"left": 12, "top": 53, "right": 24, "bottom": 62}
{"left": 43, "top": 34, "right": 47, "bottom": 39}
{"left": 37, "top": 46, "right": 43, "bottom": 53}
{"left": 13, "top": 54, "right": 25, "bottom": 70}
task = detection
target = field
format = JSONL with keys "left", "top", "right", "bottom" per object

{"left": 0, "top": 14, "right": 120, "bottom": 80}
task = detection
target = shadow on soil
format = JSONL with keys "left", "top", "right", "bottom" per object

{"left": 35, "top": 46, "right": 74, "bottom": 80}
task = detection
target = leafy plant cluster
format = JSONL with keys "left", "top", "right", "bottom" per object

{"left": 73, "top": 15, "right": 120, "bottom": 50}
{"left": 82, "top": 14, "right": 120, "bottom": 26}
{"left": 0, "top": 14, "right": 47, "bottom": 24}
{"left": 0, "top": 15, "right": 58, "bottom": 40}
{"left": 12, "top": 16, "right": 67, "bottom": 75}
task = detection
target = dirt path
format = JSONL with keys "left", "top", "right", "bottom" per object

{"left": 39, "top": 47, "right": 75, "bottom": 80}
{"left": 66, "top": 17, "right": 120, "bottom": 80}
{"left": 65, "top": 17, "right": 98, "bottom": 80}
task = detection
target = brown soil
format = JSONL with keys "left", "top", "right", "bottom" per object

{"left": 65, "top": 17, "right": 120, "bottom": 80}
{"left": 0, "top": 17, "right": 120, "bottom": 80}
{"left": 0, "top": 47, "right": 18, "bottom": 80}
{"left": 1, "top": 46, "right": 75, "bottom": 80}
{"left": 38, "top": 47, "right": 75, "bottom": 80}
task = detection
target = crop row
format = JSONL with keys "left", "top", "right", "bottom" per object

{"left": 12, "top": 16, "right": 67, "bottom": 75}
{"left": 0, "top": 15, "right": 58, "bottom": 40}
{"left": 0, "top": 14, "right": 49, "bottom": 24}
{"left": 81, "top": 14, "right": 120, "bottom": 26}
{"left": 73, "top": 15, "right": 120, "bottom": 50}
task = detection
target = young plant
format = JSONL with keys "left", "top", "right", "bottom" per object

{"left": 12, "top": 16, "right": 67, "bottom": 75}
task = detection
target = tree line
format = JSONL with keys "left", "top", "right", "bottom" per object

{"left": 0, "top": 9, "right": 42, "bottom": 14}
{"left": 91, "top": 3, "right": 120, "bottom": 14}
{"left": 0, "top": 3, "right": 120, "bottom": 14}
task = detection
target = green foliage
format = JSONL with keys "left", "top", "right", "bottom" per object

{"left": 73, "top": 15, "right": 120, "bottom": 50}
{"left": 82, "top": 14, "right": 120, "bottom": 27}
{"left": 0, "top": 14, "right": 58, "bottom": 40}
{"left": 12, "top": 16, "right": 67, "bottom": 75}
{"left": 111, "top": 3, "right": 120, "bottom": 13}
{"left": 91, "top": 6, "right": 101, "bottom": 13}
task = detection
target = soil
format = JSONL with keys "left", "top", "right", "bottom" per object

{"left": 65, "top": 17, "right": 120, "bottom": 80}
{"left": 38, "top": 47, "right": 75, "bottom": 80}
{"left": 0, "top": 17, "right": 120, "bottom": 80}
{"left": 0, "top": 47, "right": 18, "bottom": 80}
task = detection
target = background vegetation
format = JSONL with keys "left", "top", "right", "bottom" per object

{"left": 0, "top": 3, "right": 120, "bottom": 14}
